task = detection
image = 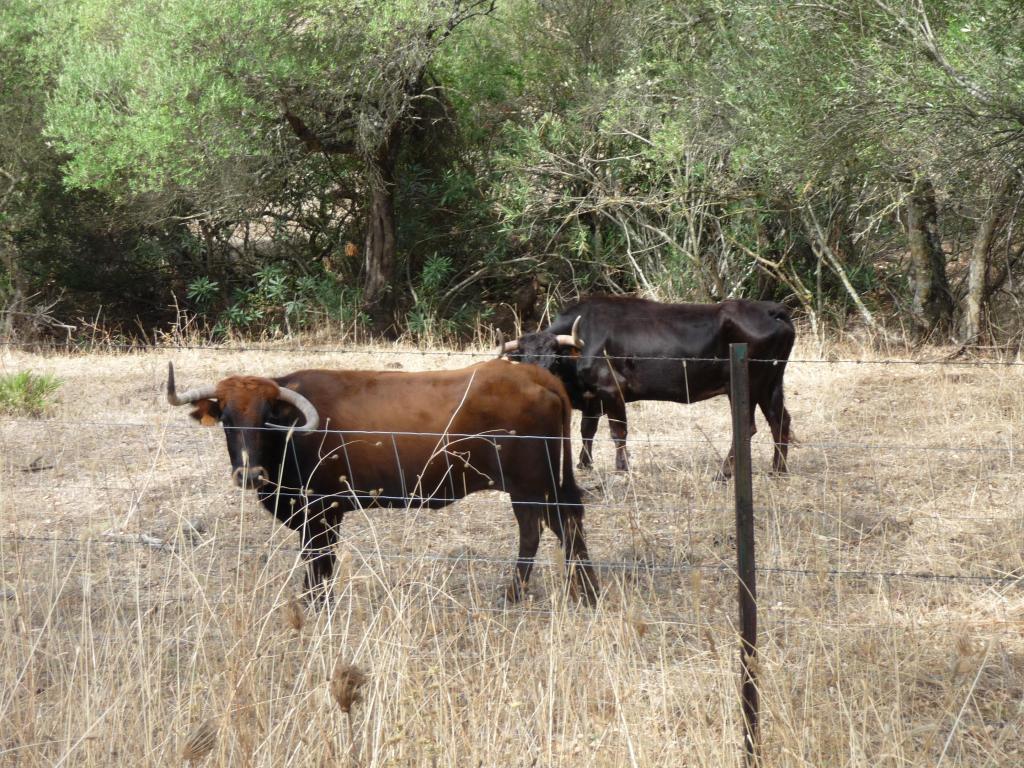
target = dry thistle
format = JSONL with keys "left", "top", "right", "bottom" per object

{"left": 628, "top": 610, "right": 649, "bottom": 638}
{"left": 951, "top": 632, "right": 976, "bottom": 677}
{"left": 283, "top": 596, "right": 305, "bottom": 633}
{"left": 330, "top": 661, "right": 367, "bottom": 714}
{"left": 704, "top": 627, "right": 718, "bottom": 658}
{"left": 955, "top": 633, "right": 974, "bottom": 659}
{"left": 181, "top": 719, "right": 217, "bottom": 764}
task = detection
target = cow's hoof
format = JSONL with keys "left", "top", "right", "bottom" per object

{"left": 501, "top": 582, "right": 527, "bottom": 607}
{"left": 566, "top": 578, "right": 599, "bottom": 607}
{"left": 576, "top": 580, "right": 599, "bottom": 607}
{"left": 303, "top": 593, "right": 334, "bottom": 613}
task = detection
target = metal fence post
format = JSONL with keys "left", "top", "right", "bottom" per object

{"left": 730, "top": 342, "right": 759, "bottom": 765}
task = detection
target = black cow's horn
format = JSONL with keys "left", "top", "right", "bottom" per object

{"left": 555, "top": 315, "right": 585, "bottom": 349}
{"left": 166, "top": 362, "right": 218, "bottom": 405}
{"left": 274, "top": 386, "right": 319, "bottom": 432}
{"left": 498, "top": 335, "right": 519, "bottom": 355}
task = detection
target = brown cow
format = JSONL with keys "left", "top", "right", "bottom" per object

{"left": 167, "top": 360, "right": 597, "bottom": 606}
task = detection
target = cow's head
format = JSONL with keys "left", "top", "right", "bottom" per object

{"left": 498, "top": 316, "right": 584, "bottom": 370}
{"left": 167, "top": 363, "right": 319, "bottom": 489}
{"left": 497, "top": 316, "right": 585, "bottom": 401}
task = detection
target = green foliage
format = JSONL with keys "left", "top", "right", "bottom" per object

{"left": 405, "top": 253, "right": 462, "bottom": 340}
{"left": 0, "top": 371, "right": 62, "bottom": 417}
{"left": 4, "top": 0, "right": 1024, "bottom": 341}
{"left": 186, "top": 277, "right": 219, "bottom": 310}
{"left": 202, "top": 264, "right": 362, "bottom": 337}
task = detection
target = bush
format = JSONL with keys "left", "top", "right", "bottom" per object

{"left": 0, "top": 371, "right": 62, "bottom": 417}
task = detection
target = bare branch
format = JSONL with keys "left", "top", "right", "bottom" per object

{"left": 426, "top": 0, "right": 498, "bottom": 43}
{"left": 282, "top": 108, "right": 357, "bottom": 156}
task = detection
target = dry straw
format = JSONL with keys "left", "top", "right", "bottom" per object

{"left": 181, "top": 719, "right": 217, "bottom": 764}
{"left": 4, "top": 339, "right": 1024, "bottom": 765}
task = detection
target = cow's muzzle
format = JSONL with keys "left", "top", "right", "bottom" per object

{"left": 233, "top": 465, "right": 269, "bottom": 489}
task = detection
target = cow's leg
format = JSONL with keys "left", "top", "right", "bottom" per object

{"left": 299, "top": 514, "right": 338, "bottom": 609}
{"left": 717, "top": 394, "right": 758, "bottom": 481}
{"left": 578, "top": 397, "right": 601, "bottom": 469}
{"left": 760, "top": 382, "right": 793, "bottom": 474}
{"left": 544, "top": 500, "right": 598, "bottom": 605}
{"left": 605, "top": 396, "right": 629, "bottom": 471}
{"left": 506, "top": 502, "right": 543, "bottom": 603}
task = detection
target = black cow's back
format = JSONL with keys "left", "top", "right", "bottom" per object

{"left": 547, "top": 295, "right": 794, "bottom": 403}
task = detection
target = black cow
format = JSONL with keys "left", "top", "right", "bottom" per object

{"left": 500, "top": 295, "right": 795, "bottom": 477}
{"left": 167, "top": 360, "right": 597, "bottom": 606}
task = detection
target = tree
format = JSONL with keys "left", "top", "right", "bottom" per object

{"left": 0, "top": 0, "right": 55, "bottom": 336}
{"left": 47, "top": 0, "right": 496, "bottom": 328}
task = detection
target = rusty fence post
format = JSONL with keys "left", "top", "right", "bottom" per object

{"left": 730, "top": 342, "right": 760, "bottom": 765}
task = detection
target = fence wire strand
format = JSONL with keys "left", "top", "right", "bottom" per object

{"left": 3, "top": 337, "right": 1024, "bottom": 366}
{"left": 3, "top": 533, "right": 1020, "bottom": 588}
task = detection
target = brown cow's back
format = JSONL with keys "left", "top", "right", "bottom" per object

{"left": 275, "top": 360, "right": 573, "bottom": 503}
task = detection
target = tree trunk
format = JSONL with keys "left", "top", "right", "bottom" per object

{"left": 362, "top": 139, "right": 399, "bottom": 329}
{"left": 906, "top": 177, "right": 953, "bottom": 337}
{"left": 802, "top": 203, "right": 885, "bottom": 335}
{"left": 963, "top": 176, "right": 1015, "bottom": 344}
{"left": 0, "top": 243, "right": 25, "bottom": 340}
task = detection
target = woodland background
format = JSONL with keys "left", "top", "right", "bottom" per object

{"left": 2, "top": 0, "right": 1023, "bottom": 346}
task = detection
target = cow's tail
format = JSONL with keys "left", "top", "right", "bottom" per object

{"left": 764, "top": 303, "right": 795, "bottom": 344}
{"left": 769, "top": 303, "right": 798, "bottom": 446}
{"left": 555, "top": 385, "right": 583, "bottom": 507}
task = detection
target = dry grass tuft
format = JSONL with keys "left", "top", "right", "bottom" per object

{"left": 181, "top": 719, "right": 217, "bottom": 764}
{"left": 330, "top": 661, "right": 367, "bottom": 715}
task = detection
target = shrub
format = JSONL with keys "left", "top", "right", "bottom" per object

{"left": 0, "top": 371, "right": 62, "bottom": 417}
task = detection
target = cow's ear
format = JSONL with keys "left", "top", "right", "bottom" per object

{"left": 189, "top": 399, "right": 221, "bottom": 426}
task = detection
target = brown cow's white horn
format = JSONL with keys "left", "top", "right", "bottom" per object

{"left": 554, "top": 315, "right": 585, "bottom": 349}
{"left": 274, "top": 385, "right": 319, "bottom": 432}
{"left": 166, "top": 362, "right": 218, "bottom": 406}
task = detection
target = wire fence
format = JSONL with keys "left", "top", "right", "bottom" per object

{"left": 3, "top": 336, "right": 1024, "bottom": 366}
{"left": 3, "top": 418, "right": 1021, "bottom": 459}
{"left": 2, "top": 350, "right": 1023, "bottom": 632}
{"left": 4, "top": 347, "right": 1022, "bottom": 768}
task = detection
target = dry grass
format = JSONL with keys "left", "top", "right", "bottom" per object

{"left": 1, "top": 337, "right": 1023, "bottom": 766}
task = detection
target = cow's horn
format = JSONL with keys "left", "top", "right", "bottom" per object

{"left": 274, "top": 385, "right": 320, "bottom": 432}
{"left": 498, "top": 336, "right": 519, "bottom": 356}
{"left": 554, "top": 315, "right": 585, "bottom": 349}
{"left": 166, "top": 362, "right": 218, "bottom": 406}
